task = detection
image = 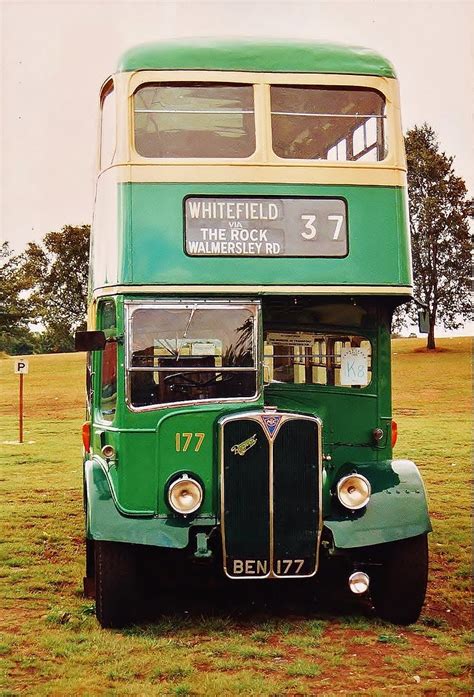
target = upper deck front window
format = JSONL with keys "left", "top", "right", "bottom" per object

{"left": 133, "top": 83, "right": 255, "bottom": 158}
{"left": 271, "top": 86, "right": 386, "bottom": 161}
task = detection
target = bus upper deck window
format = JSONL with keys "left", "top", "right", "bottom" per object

{"left": 271, "top": 86, "right": 386, "bottom": 162}
{"left": 133, "top": 83, "right": 256, "bottom": 158}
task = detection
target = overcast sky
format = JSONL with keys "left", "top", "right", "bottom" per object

{"left": 1, "top": 0, "right": 473, "bottom": 253}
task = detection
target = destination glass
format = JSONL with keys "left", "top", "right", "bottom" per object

{"left": 185, "top": 196, "right": 348, "bottom": 257}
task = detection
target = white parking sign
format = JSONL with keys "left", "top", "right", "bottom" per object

{"left": 14, "top": 359, "right": 29, "bottom": 374}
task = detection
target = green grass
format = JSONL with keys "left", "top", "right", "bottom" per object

{"left": 0, "top": 338, "right": 472, "bottom": 695}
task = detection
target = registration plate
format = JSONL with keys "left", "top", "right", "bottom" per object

{"left": 230, "top": 558, "right": 313, "bottom": 578}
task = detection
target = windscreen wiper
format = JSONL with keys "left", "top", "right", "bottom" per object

{"left": 176, "top": 304, "right": 197, "bottom": 361}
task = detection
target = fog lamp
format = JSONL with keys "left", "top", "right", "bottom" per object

{"left": 349, "top": 571, "right": 370, "bottom": 594}
{"left": 168, "top": 475, "right": 203, "bottom": 515}
{"left": 337, "top": 474, "right": 371, "bottom": 510}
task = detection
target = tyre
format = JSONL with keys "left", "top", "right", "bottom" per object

{"left": 370, "top": 534, "right": 428, "bottom": 625}
{"left": 94, "top": 540, "right": 142, "bottom": 628}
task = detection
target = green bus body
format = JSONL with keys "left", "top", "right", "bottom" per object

{"left": 87, "top": 296, "right": 428, "bottom": 540}
{"left": 83, "top": 40, "right": 431, "bottom": 627}
{"left": 91, "top": 183, "right": 411, "bottom": 289}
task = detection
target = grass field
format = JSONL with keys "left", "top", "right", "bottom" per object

{"left": 0, "top": 338, "right": 472, "bottom": 696}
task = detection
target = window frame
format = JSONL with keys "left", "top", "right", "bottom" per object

{"left": 129, "top": 81, "right": 261, "bottom": 164}
{"left": 126, "top": 70, "right": 402, "bottom": 168}
{"left": 125, "top": 300, "right": 261, "bottom": 412}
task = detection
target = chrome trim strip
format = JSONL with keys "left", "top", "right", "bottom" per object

{"left": 127, "top": 366, "right": 258, "bottom": 373}
{"left": 220, "top": 410, "right": 323, "bottom": 580}
{"left": 271, "top": 111, "right": 386, "bottom": 119}
{"left": 268, "top": 432, "right": 275, "bottom": 574}
{"left": 126, "top": 392, "right": 261, "bottom": 414}
{"left": 135, "top": 109, "right": 256, "bottom": 115}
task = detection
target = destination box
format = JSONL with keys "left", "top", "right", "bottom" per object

{"left": 184, "top": 196, "right": 348, "bottom": 257}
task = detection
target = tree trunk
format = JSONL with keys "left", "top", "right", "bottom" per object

{"left": 427, "top": 319, "right": 436, "bottom": 350}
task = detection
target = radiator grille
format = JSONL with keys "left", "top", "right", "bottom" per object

{"left": 273, "top": 419, "right": 319, "bottom": 577}
{"left": 221, "top": 412, "right": 321, "bottom": 579}
{"left": 222, "top": 420, "right": 270, "bottom": 575}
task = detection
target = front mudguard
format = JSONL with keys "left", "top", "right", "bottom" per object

{"left": 324, "top": 459, "right": 432, "bottom": 549}
{"left": 84, "top": 457, "right": 213, "bottom": 549}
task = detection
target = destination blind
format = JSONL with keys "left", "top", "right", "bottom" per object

{"left": 184, "top": 196, "right": 348, "bottom": 257}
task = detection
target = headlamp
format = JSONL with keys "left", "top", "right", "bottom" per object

{"left": 168, "top": 474, "right": 203, "bottom": 515}
{"left": 337, "top": 474, "right": 371, "bottom": 510}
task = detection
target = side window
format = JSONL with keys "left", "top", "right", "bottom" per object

{"left": 264, "top": 332, "right": 372, "bottom": 388}
{"left": 86, "top": 352, "right": 92, "bottom": 417}
{"left": 100, "top": 81, "right": 116, "bottom": 170}
{"left": 100, "top": 300, "right": 117, "bottom": 421}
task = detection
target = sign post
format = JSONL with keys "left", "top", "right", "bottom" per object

{"left": 14, "top": 359, "right": 29, "bottom": 443}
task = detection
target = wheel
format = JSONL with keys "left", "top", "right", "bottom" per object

{"left": 370, "top": 534, "right": 428, "bottom": 625}
{"left": 94, "top": 540, "right": 142, "bottom": 628}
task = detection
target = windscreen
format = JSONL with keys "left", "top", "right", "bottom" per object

{"left": 128, "top": 304, "right": 258, "bottom": 407}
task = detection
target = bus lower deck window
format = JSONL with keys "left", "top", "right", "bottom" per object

{"left": 264, "top": 332, "right": 372, "bottom": 388}
{"left": 271, "top": 86, "right": 386, "bottom": 161}
{"left": 133, "top": 83, "right": 256, "bottom": 158}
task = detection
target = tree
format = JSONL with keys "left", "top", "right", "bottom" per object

{"left": 20, "top": 225, "right": 90, "bottom": 352}
{"left": 403, "top": 124, "right": 472, "bottom": 349}
{"left": 0, "top": 242, "right": 31, "bottom": 353}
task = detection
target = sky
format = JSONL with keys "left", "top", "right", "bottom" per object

{"left": 1, "top": 0, "right": 472, "bottom": 252}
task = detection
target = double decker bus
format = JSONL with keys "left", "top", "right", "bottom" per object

{"left": 77, "top": 39, "right": 431, "bottom": 628}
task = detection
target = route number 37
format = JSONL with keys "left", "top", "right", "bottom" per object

{"left": 301, "top": 214, "right": 344, "bottom": 240}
